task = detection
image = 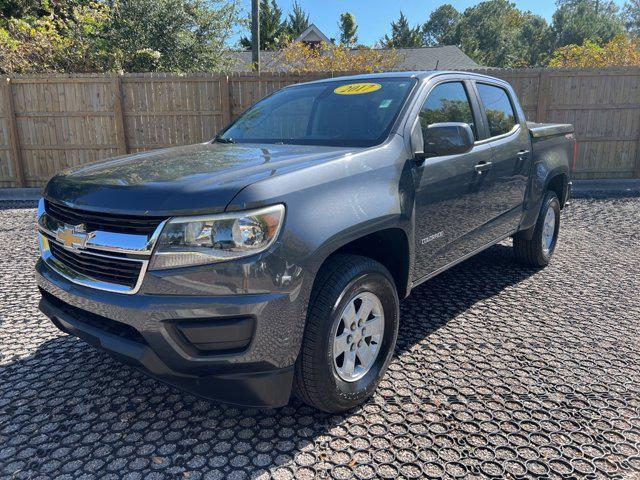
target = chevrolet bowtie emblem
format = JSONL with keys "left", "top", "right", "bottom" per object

{"left": 56, "top": 225, "right": 93, "bottom": 249}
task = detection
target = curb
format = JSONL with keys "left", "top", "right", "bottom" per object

{"left": 571, "top": 179, "right": 640, "bottom": 198}
{"left": 0, "top": 188, "right": 41, "bottom": 201}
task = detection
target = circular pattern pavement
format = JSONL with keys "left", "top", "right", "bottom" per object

{"left": 1, "top": 196, "right": 639, "bottom": 479}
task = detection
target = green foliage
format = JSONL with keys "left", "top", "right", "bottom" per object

{"left": 0, "top": 0, "right": 242, "bottom": 73}
{"left": 240, "top": 0, "right": 289, "bottom": 50}
{"left": 450, "top": 0, "right": 552, "bottom": 67}
{"left": 423, "top": 4, "right": 460, "bottom": 46}
{"left": 286, "top": 1, "right": 309, "bottom": 38}
{"left": 518, "top": 13, "right": 555, "bottom": 66}
{"left": 0, "top": 2, "right": 116, "bottom": 73}
{"left": 380, "top": 11, "right": 424, "bottom": 48}
{"left": 623, "top": 0, "right": 640, "bottom": 35}
{"left": 338, "top": 12, "right": 357, "bottom": 47}
{"left": 108, "top": 0, "right": 241, "bottom": 72}
{"left": 552, "top": 0, "right": 624, "bottom": 48}
{"left": 548, "top": 33, "right": 640, "bottom": 67}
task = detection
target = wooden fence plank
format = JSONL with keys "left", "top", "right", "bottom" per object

{"left": 220, "top": 75, "right": 232, "bottom": 128}
{"left": 113, "top": 76, "right": 128, "bottom": 155}
{"left": 2, "top": 78, "right": 26, "bottom": 187}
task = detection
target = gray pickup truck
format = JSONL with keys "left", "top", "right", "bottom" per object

{"left": 36, "top": 71, "right": 575, "bottom": 412}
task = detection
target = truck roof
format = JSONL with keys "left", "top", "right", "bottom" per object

{"left": 297, "top": 70, "right": 502, "bottom": 86}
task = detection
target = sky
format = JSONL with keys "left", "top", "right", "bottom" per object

{"left": 233, "top": 0, "right": 628, "bottom": 46}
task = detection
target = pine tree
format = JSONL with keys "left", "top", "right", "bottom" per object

{"left": 240, "top": 0, "right": 289, "bottom": 50}
{"left": 380, "top": 12, "right": 424, "bottom": 48}
{"left": 286, "top": 1, "right": 310, "bottom": 38}
{"left": 339, "top": 13, "right": 358, "bottom": 47}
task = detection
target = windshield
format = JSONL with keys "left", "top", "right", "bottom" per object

{"left": 218, "top": 78, "right": 417, "bottom": 147}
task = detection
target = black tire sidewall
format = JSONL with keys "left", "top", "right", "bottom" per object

{"left": 316, "top": 269, "right": 399, "bottom": 409}
{"left": 538, "top": 192, "right": 561, "bottom": 263}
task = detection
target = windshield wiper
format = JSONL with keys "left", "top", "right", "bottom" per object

{"left": 213, "top": 136, "right": 235, "bottom": 144}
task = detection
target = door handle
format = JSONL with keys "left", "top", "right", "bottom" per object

{"left": 475, "top": 161, "right": 493, "bottom": 174}
{"left": 517, "top": 149, "right": 530, "bottom": 160}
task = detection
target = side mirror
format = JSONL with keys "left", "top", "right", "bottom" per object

{"left": 423, "top": 122, "right": 474, "bottom": 158}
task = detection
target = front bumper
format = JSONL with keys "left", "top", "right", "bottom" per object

{"left": 36, "top": 255, "right": 309, "bottom": 408}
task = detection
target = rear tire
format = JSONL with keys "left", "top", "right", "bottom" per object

{"left": 513, "top": 191, "right": 560, "bottom": 267}
{"left": 294, "top": 254, "right": 399, "bottom": 413}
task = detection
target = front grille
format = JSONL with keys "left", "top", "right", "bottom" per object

{"left": 49, "top": 241, "right": 143, "bottom": 288}
{"left": 40, "top": 289, "right": 147, "bottom": 345}
{"left": 45, "top": 199, "right": 165, "bottom": 235}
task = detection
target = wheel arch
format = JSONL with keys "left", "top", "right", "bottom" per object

{"left": 311, "top": 227, "right": 412, "bottom": 300}
{"left": 546, "top": 172, "right": 569, "bottom": 208}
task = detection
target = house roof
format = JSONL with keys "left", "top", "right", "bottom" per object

{"left": 387, "top": 46, "right": 479, "bottom": 70}
{"left": 295, "top": 24, "right": 331, "bottom": 43}
{"left": 227, "top": 44, "right": 479, "bottom": 73}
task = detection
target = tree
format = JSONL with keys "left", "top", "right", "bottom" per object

{"left": 624, "top": 0, "right": 640, "bottom": 35}
{"left": 1, "top": 0, "right": 243, "bottom": 74}
{"left": 380, "top": 11, "right": 424, "bottom": 48}
{"left": 338, "top": 13, "right": 358, "bottom": 47}
{"left": 423, "top": 4, "right": 461, "bottom": 46}
{"left": 452, "top": 0, "right": 528, "bottom": 67}
{"left": 448, "top": 0, "right": 553, "bottom": 67}
{"left": 286, "top": 1, "right": 309, "bottom": 38}
{"left": 240, "top": 0, "right": 288, "bottom": 50}
{"left": 548, "top": 33, "right": 640, "bottom": 66}
{"left": 551, "top": 0, "right": 625, "bottom": 48}
{"left": 0, "top": 1, "right": 115, "bottom": 74}
{"left": 276, "top": 41, "right": 402, "bottom": 72}
{"left": 108, "top": 0, "right": 242, "bottom": 72}
{"left": 518, "top": 13, "right": 554, "bottom": 66}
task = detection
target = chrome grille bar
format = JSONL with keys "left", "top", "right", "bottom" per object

{"left": 37, "top": 199, "right": 168, "bottom": 294}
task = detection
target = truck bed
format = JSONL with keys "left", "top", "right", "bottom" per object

{"left": 526, "top": 122, "right": 574, "bottom": 140}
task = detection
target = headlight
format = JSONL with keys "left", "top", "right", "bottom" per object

{"left": 149, "top": 204, "right": 285, "bottom": 270}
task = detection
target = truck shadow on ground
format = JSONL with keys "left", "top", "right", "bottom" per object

{"left": 1, "top": 243, "right": 539, "bottom": 479}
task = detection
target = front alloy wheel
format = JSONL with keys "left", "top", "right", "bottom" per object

{"left": 332, "top": 292, "right": 385, "bottom": 382}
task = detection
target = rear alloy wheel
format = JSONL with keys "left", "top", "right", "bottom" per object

{"left": 514, "top": 190, "right": 561, "bottom": 267}
{"left": 294, "top": 254, "right": 399, "bottom": 413}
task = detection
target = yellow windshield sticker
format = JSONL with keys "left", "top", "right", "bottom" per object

{"left": 334, "top": 83, "right": 382, "bottom": 95}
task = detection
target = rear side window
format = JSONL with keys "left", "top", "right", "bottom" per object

{"left": 419, "top": 82, "right": 476, "bottom": 138}
{"left": 476, "top": 83, "right": 517, "bottom": 137}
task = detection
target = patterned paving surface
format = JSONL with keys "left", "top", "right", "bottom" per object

{"left": 1, "top": 196, "right": 639, "bottom": 479}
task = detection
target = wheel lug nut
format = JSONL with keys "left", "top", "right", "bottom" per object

{"left": 347, "top": 335, "right": 352, "bottom": 343}
{"left": 350, "top": 344, "right": 356, "bottom": 352}
{"left": 358, "top": 340, "right": 363, "bottom": 347}
{"left": 350, "top": 323, "right": 356, "bottom": 331}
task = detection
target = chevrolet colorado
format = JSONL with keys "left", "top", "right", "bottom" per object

{"left": 36, "top": 72, "right": 575, "bottom": 412}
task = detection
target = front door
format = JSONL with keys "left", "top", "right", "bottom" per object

{"left": 412, "top": 81, "right": 497, "bottom": 280}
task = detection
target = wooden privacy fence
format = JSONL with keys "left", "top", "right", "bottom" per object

{"left": 1, "top": 68, "right": 639, "bottom": 187}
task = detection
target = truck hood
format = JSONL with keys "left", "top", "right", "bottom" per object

{"left": 44, "top": 142, "right": 356, "bottom": 216}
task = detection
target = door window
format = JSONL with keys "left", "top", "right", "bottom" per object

{"left": 476, "top": 83, "right": 517, "bottom": 137}
{"left": 419, "top": 82, "right": 476, "bottom": 138}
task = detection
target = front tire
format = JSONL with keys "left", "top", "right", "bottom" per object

{"left": 294, "top": 254, "right": 399, "bottom": 413}
{"left": 513, "top": 190, "right": 561, "bottom": 267}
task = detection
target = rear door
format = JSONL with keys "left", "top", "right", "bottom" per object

{"left": 473, "top": 82, "right": 532, "bottom": 237}
{"left": 411, "top": 79, "right": 497, "bottom": 280}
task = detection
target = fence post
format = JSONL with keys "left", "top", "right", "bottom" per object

{"left": 113, "top": 75, "right": 128, "bottom": 155}
{"left": 536, "top": 71, "right": 551, "bottom": 124}
{"left": 3, "top": 78, "right": 26, "bottom": 187}
{"left": 220, "top": 75, "right": 232, "bottom": 127}
{"left": 635, "top": 138, "right": 640, "bottom": 178}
